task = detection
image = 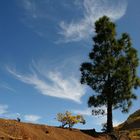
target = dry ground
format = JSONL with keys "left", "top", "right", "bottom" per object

{"left": 0, "top": 118, "right": 139, "bottom": 140}
{"left": 0, "top": 118, "right": 107, "bottom": 140}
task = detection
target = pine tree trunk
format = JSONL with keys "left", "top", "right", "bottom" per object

{"left": 107, "top": 100, "right": 113, "bottom": 133}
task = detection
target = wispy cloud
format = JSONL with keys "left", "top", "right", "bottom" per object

{"left": 0, "top": 83, "right": 16, "bottom": 93}
{"left": 19, "top": 0, "right": 58, "bottom": 38}
{"left": 72, "top": 108, "right": 92, "bottom": 116}
{"left": 21, "top": 0, "right": 49, "bottom": 20}
{"left": 0, "top": 105, "right": 8, "bottom": 115}
{"left": 18, "top": 0, "right": 127, "bottom": 42}
{"left": 59, "top": 0, "right": 127, "bottom": 42}
{"left": 24, "top": 114, "right": 41, "bottom": 122}
{"left": 22, "top": 0, "right": 38, "bottom": 19}
{"left": 6, "top": 63, "right": 86, "bottom": 103}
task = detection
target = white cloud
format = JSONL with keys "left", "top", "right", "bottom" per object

{"left": 0, "top": 105, "right": 8, "bottom": 115}
{"left": 59, "top": 0, "right": 127, "bottom": 42}
{"left": 73, "top": 108, "right": 92, "bottom": 116}
{"left": 18, "top": 0, "right": 127, "bottom": 42}
{"left": 7, "top": 64, "right": 86, "bottom": 103}
{"left": 24, "top": 115, "right": 41, "bottom": 122}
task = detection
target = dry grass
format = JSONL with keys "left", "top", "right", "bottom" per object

{"left": 0, "top": 118, "right": 106, "bottom": 140}
{"left": 0, "top": 117, "right": 140, "bottom": 140}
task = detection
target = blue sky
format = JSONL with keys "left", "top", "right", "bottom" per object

{"left": 0, "top": 0, "right": 140, "bottom": 131}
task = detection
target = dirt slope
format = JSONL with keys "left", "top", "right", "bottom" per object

{"left": 0, "top": 118, "right": 106, "bottom": 140}
{"left": 117, "top": 109, "right": 140, "bottom": 130}
{"left": 1, "top": 109, "right": 140, "bottom": 140}
{"left": 116, "top": 109, "right": 140, "bottom": 140}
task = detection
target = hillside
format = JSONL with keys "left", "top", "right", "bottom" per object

{"left": 0, "top": 118, "right": 107, "bottom": 140}
{"left": 0, "top": 109, "right": 140, "bottom": 140}
{"left": 117, "top": 109, "right": 140, "bottom": 140}
{"left": 117, "top": 109, "right": 140, "bottom": 130}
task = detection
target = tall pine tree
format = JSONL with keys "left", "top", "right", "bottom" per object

{"left": 80, "top": 16, "right": 140, "bottom": 132}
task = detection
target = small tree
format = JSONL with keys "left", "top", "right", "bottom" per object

{"left": 80, "top": 16, "right": 140, "bottom": 132}
{"left": 57, "top": 111, "right": 85, "bottom": 129}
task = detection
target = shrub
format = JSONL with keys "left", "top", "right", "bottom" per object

{"left": 57, "top": 111, "right": 85, "bottom": 129}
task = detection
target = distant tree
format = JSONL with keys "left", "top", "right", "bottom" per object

{"left": 80, "top": 16, "right": 140, "bottom": 132}
{"left": 57, "top": 111, "right": 85, "bottom": 129}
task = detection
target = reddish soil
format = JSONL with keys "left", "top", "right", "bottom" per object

{"left": 0, "top": 118, "right": 107, "bottom": 140}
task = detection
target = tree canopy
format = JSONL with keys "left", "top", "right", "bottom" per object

{"left": 80, "top": 16, "right": 140, "bottom": 132}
